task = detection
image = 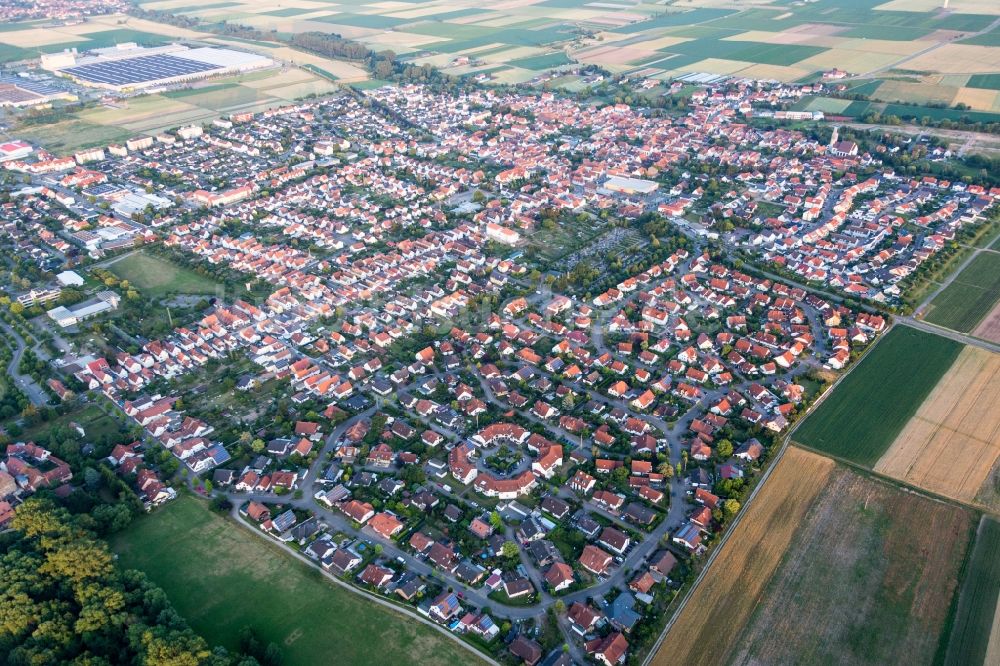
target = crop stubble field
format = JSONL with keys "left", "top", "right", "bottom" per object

{"left": 794, "top": 325, "right": 963, "bottom": 466}
{"left": 874, "top": 346, "right": 1000, "bottom": 504}
{"left": 731, "top": 466, "right": 974, "bottom": 665}
{"left": 655, "top": 450, "right": 975, "bottom": 666}
{"left": 650, "top": 447, "right": 835, "bottom": 666}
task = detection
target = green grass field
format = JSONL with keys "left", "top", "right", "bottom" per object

{"left": 794, "top": 325, "right": 962, "bottom": 466}
{"left": 968, "top": 74, "right": 1000, "bottom": 91}
{"left": 111, "top": 494, "right": 485, "bottom": 666}
{"left": 943, "top": 517, "right": 1000, "bottom": 666}
{"left": 107, "top": 252, "right": 221, "bottom": 299}
{"left": 925, "top": 252, "right": 1000, "bottom": 333}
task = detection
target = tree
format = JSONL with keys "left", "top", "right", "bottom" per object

{"left": 553, "top": 599, "right": 566, "bottom": 614}
{"left": 716, "top": 439, "right": 733, "bottom": 459}
{"left": 501, "top": 541, "right": 519, "bottom": 560}
{"left": 489, "top": 511, "right": 503, "bottom": 531}
{"left": 722, "top": 499, "right": 740, "bottom": 520}
{"left": 657, "top": 462, "right": 674, "bottom": 478}
{"left": 251, "top": 438, "right": 266, "bottom": 453}
{"left": 9, "top": 301, "right": 24, "bottom": 315}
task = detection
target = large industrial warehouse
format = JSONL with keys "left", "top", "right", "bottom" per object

{"left": 42, "top": 43, "right": 273, "bottom": 91}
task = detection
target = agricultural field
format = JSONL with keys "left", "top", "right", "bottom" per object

{"left": 125, "top": 0, "right": 1000, "bottom": 90}
{"left": 654, "top": 448, "right": 975, "bottom": 666}
{"left": 727, "top": 464, "right": 974, "bottom": 666}
{"left": 925, "top": 251, "right": 1000, "bottom": 337}
{"left": 942, "top": 517, "right": 1000, "bottom": 666}
{"left": 64, "top": 66, "right": 331, "bottom": 141}
{"left": 106, "top": 251, "right": 221, "bottom": 300}
{"left": 650, "top": 447, "right": 836, "bottom": 666}
{"left": 110, "top": 493, "right": 485, "bottom": 666}
{"left": 794, "top": 325, "right": 962, "bottom": 466}
{"left": 873, "top": 346, "right": 1000, "bottom": 504}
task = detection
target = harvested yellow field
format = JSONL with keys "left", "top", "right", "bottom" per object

{"left": 800, "top": 48, "right": 901, "bottom": 74}
{"left": 908, "top": 44, "right": 1000, "bottom": 74}
{"left": 362, "top": 31, "right": 444, "bottom": 49}
{"left": 480, "top": 46, "right": 548, "bottom": 63}
{"left": 954, "top": 87, "right": 1000, "bottom": 112}
{"left": 239, "top": 67, "right": 314, "bottom": 89}
{"left": 492, "top": 67, "right": 540, "bottom": 84}
{"left": 651, "top": 447, "right": 834, "bottom": 666}
{"left": 737, "top": 63, "right": 811, "bottom": 81}
{"left": 79, "top": 97, "right": 198, "bottom": 126}
{"left": 684, "top": 58, "right": 755, "bottom": 75}
{"left": 874, "top": 346, "right": 1000, "bottom": 503}
{"left": 723, "top": 30, "right": 842, "bottom": 47}
{"left": 82, "top": 14, "right": 209, "bottom": 39}
{"left": 268, "top": 79, "right": 338, "bottom": 101}
{"left": 876, "top": 79, "right": 960, "bottom": 105}
{"left": 0, "top": 29, "right": 87, "bottom": 48}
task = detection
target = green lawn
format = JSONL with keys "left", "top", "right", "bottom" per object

{"left": 794, "top": 325, "right": 962, "bottom": 466}
{"left": 110, "top": 494, "right": 486, "bottom": 666}
{"left": 925, "top": 252, "right": 1000, "bottom": 333}
{"left": 943, "top": 517, "right": 1000, "bottom": 666}
{"left": 107, "top": 251, "right": 221, "bottom": 299}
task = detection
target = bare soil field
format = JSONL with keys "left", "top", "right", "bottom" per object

{"left": 731, "top": 467, "right": 974, "bottom": 665}
{"left": 650, "top": 447, "right": 834, "bottom": 666}
{"left": 972, "top": 299, "right": 1000, "bottom": 344}
{"left": 874, "top": 346, "right": 1000, "bottom": 503}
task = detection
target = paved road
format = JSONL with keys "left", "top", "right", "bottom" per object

{"left": 899, "top": 316, "right": 1000, "bottom": 354}
{"left": 0, "top": 319, "right": 49, "bottom": 407}
{"left": 913, "top": 238, "right": 1000, "bottom": 315}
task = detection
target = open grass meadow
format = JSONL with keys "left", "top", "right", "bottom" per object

{"left": 943, "top": 516, "right": 1000, "bottom": 666}
{"left": 925, "top": 252, "right": 1000, "bottom": 333}
{"left": 794, "top": 325, "right": 962, "bottom": 467}
{"left": 110, "top": 494, "right": 485, "bottom": 666}
{"left": 107, "top": 251, "right": 221, "bottom": 299}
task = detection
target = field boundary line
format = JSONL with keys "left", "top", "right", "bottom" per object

{"left": 793, "top": 440, "right": 999, "bottom": 517}
{"left": 640, "top": 322, "right": 893, "bottom": 666}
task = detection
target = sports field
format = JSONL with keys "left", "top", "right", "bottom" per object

{"left": 106, "top": 251, "right": 221, "bottom": 299}
{"left": 651, "top": 447, "right": 835, "bottom": 666}
{"left": 110, "top": 493, "right": 484, "bottom": 666}
{"left": 925, "top": 252, "right": 1000, "bottom": 334}
{"left": 943, "top": 516, "right": 1000, "bottom": 666}
{"left": 874, "top": 345, "right": 1000, "bottom": 503}
{"left": 794, "top": 325, "right": 963, "bottom": 466}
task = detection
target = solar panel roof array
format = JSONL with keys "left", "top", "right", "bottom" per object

{"left": 62, "top": 53, "right": 223, "bottom": 87}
